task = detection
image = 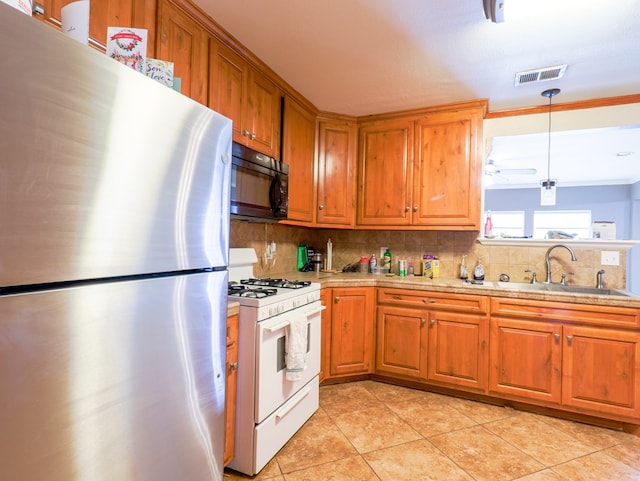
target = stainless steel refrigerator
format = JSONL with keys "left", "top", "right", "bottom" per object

{"left": 0, "top": 4, "right": 232, "bottom": 480}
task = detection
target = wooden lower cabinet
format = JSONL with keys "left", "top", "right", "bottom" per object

{"left": 427, "top": 310, "right": 488, "bottom": 392}
{"left": 489, "top": 317, "right": 562, "bottom": 404}
{"left": 376, "top": 305, "right": 428, "bottom": 379}
{"left": 328, "top": 287, "right": 374, "bottom": 378}
{"left": 224, "top": 313, "right": 239, "bottom": 466}
{"left": 490, "top": 297, "right": 640, "bottom": 422}
{"left": 375, "top": 288, "right": 488, "bottom": 392}
{"left": 562, "top": 325, "right": 640, "bottom": 419}
{"left": 319, "top": 288, "right": 332, "bottom": 382}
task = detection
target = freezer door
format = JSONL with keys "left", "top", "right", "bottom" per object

{"left": 0, "top": 4, "right": 232, "bottom": 287}
{"left": 0, "top": 271, "right": 228, "bottom": 481}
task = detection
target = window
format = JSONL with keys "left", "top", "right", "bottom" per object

{"left": 488, "top": 211, "right": 525, "bottom": 237}
{"left": 533, "top": 210, "right": 592, "bottom": 239}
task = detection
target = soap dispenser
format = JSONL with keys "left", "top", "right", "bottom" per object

{"left": 473, "top": 258, "right": 485, "bottom": 281}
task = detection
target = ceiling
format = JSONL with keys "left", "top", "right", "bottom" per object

{"left": 193, "top": 0, "right": 640, "bottom": 187}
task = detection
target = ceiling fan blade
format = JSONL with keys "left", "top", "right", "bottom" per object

{"left": 495, "top": 168, "right": 537, "bottom": 175}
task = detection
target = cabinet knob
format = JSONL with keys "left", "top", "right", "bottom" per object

{"left": 319, "top": 204, "right": 324, "bottom": 210}
{"left": 429, "top": 319, "right": 435, "bottom": 327}
{"left": 405, "top": 206, "right": 411, "bottom": 212}
{"left": 413, "top": 206, "right": 418, "bottom": 212}
{"left": 420, "top": 318, "right": 426, "bottom": 326}
{"left": 554, "top": 333, "right": 560, "bottom": 343}
{"left": 242, "top": 129, "right": 250, "bottom": 136}
{"left": 229, "top": 362, "right": 238, "bottom": 371}
{"left": 250, "top": 132, "right": 256, "bottom": 140}
{"left": 334, "top": 296, "right": 340, "bottom": 303}
{"left": 567, "top": 335, "right": 573, "bottom": 346}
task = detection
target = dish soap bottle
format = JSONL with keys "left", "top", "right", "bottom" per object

{"left": 369, "top": 253, "right": 377, "bottom": 273}
{"left": 473, "top": 258, "right": 485, "bottom": 281}
{"left": 383, "top": 248, "right": 392, "bottom": 271}
{"left": 459, "top": 255, "right": 468, "bottom": 280}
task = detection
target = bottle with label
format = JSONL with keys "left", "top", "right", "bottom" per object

{"left": 407, "top": 260, "right": 415, "bottom": 276}
{"left": 484, "top": 211, "right": 493, "bottom": 238}
{"left": 326, "top": 238, "right": 333, "bottom": 271}
{"left": 459, "top": 255, "right": 468, "bottom": 280}
{"left": 369, "top": 254, "right": 377, "bottom": 272}
{"left": 383, "top": 248, "right": 392, "bottom": 270}
{"left": 473, "top": 259, "right": 485, "bottom": 281}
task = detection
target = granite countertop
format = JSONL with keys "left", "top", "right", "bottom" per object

{"left": 227, "top": 301, "right": 239, "bottom": 317}
{"left": 279, "top": 271, "right": 640, "bottom": 309}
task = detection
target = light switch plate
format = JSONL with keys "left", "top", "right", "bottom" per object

{"left": 601, "top": 251, "right": 620, "bottom": 266}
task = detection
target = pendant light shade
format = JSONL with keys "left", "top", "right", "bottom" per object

{"left": 540, "top": 88, "right": 560, "bottom": 206}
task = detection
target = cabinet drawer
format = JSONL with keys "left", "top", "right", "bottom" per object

{"left": 491, "top": 297, "right": 640, "bottom": 329}
{"left": 377, "top": 288, "right": 488, "bottom": 313}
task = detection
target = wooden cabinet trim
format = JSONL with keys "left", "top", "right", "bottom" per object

{"left": 491, "top": 297, "right": 640, "bottom": 328}
{"left": 377, "top": 287, "right": 489, "bottom": 313}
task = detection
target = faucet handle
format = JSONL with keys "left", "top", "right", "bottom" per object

{"left": 560, "top": 272, "right": 574, "bottom": 286}
{"left": 525, "top": 269, "right": 538, "bottom": 284}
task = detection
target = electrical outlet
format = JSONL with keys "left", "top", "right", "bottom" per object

{"left": 601, "top": 251, "right": 620, "bottom": 266}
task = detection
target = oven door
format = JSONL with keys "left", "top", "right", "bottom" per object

{"left": 255, "top": 301, "right": 323, "bottom": 423}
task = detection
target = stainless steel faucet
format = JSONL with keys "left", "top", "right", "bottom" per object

{"left": 596, "top": 269, "right": 605, "bottom": 288}
{"left": 544, "top": 244, "right": 577, "bottom": 284}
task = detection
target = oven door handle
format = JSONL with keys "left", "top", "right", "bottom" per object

{"left": 275, "top": 384, "right": 312, "bottom": 421}
{"left": 263, "top": 305, "right": 326, "bottom": 333}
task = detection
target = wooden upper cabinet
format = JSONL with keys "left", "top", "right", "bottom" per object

{"left": 357, "top": 118, "right": 414, "bottom": 226}
{"left": 356, "top": 102, "right": 485, "bottom": 230}
{"left": 282, "top": 96, "right": 316, "bottom": 223}
{"left": 210, "top": 40, "right": 282, "bottom": 158}
{"left": 156, "top": 0, "right": 209, "bottom": 105}
{"left": 316, "top": 117, "right": 357, "bottom": 227}
{"left": 34, "top": 0, "right": 156, "bottom": 53}
{"left": 413, "top": 107, "right": 483, "bottom": 229}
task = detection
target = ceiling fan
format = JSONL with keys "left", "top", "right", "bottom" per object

{"left": 484, "top": 159, "right": 537, "bottom": 179}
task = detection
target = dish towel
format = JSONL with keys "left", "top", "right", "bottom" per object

{"left": 285, "top": 317, "right": 308, "bottom": 381}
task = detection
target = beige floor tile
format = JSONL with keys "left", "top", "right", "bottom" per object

{"left": 332, "top": 404, "right": 421, "bottom": 454}
{"left": 361, "top": 379, "right": 430, "bottom": 404}
{"left": 363, "top": 438, "right": 475, "bottom": 481}
{"left": 512, "top": 470, "right": 568, "bottom": 481}
{"left": 535, "top": 414, "right": 629, "bottom": 450}
{"left": 429, "top": 424, "right": 544, "bottom": 481}
{"left": 320, "top": 381, "right": 384, "bottom": 417}
{"left": 602, "top": 433, "right": 640, "bottom": 470}
{"left": 552, "top": 451, "right": 640, "bottom": 481}
{"left": 484, "top": 412, "right": 598, "bottom": 466}
{"left": 386, "top": 396, "right": 478, "bottom": 437}
{"left": 283, "top": 455, "right": 379, "bottom": 481}
{"left": 275, "top": 409, "right": 358, "bottom": 474}
{"left": 445, "top": 396, "right": 518, "bottom": 424}
{"left": 224, "top": 457, "right": 282, "bottom": 479}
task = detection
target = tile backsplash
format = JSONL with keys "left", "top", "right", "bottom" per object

{"left": 230, "top": 221, "right": 627, "bottom": 289}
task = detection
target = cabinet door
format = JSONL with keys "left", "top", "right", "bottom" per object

{"left": 319, "top": 288, "right": 332, "bottom": 383}
{"left": 413, "top": 108, "right": 482, "bottom": 229}
{"left": 156, "top": 0, "right": 209, "bottom": 105}
{"left": 427, "top": 310, "right": 488, "bottom": 393}
{"left": 376, "top": 305, "right": 428, "bottom": 379}
{"left": 209, "top": 41, "right": 246, "bottom": 143}
{"left": 357, "top": 119, "right": 413, "bottom": 226}
{"left": 245, "top": 68, "right": 282, "bottom": 158}
{"left": 316, "top": 118, "right": 357, "bottom": 226}
{"left": 330, "top": 287, "right": 374, "bottom": 377}
{"left": 282, "top": 96, "right": 316, "bottom": 223}
{"left": 224, "top": 313, "right": 239, "bottom": 466}
{"left": 489, "top": 317, "right": 562, "bottom": 404}
{"left": 563, "top": 325, "right": 640, "bottom": 419}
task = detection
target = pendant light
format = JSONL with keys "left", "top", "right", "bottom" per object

{"left": 540, "top": 88, "right": 560, "bottom": 206}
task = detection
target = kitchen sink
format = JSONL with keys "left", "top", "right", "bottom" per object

{"left": 493, "top": 282, "right": 634, "bottom": 297}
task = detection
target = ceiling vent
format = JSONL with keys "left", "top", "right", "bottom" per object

{"left": 514, "top": 65, "right": 567, "bottom": 86}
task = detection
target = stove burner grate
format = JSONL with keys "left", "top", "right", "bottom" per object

{"left": 228, "top": 285, "right": 278, "bottom": 298}
{"left": 240, "top": 278, "right": 311, "bottom": 289}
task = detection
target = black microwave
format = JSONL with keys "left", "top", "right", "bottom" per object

{"left": 230, "top": 142, "right": 288, "bottom": 221}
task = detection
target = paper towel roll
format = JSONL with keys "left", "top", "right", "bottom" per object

{"left": 61, "top": 0, "right": 90, "bottom": 44}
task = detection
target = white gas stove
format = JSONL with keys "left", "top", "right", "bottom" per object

{"left": 227, "top": 248, "right": 323, "bottom": 476}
